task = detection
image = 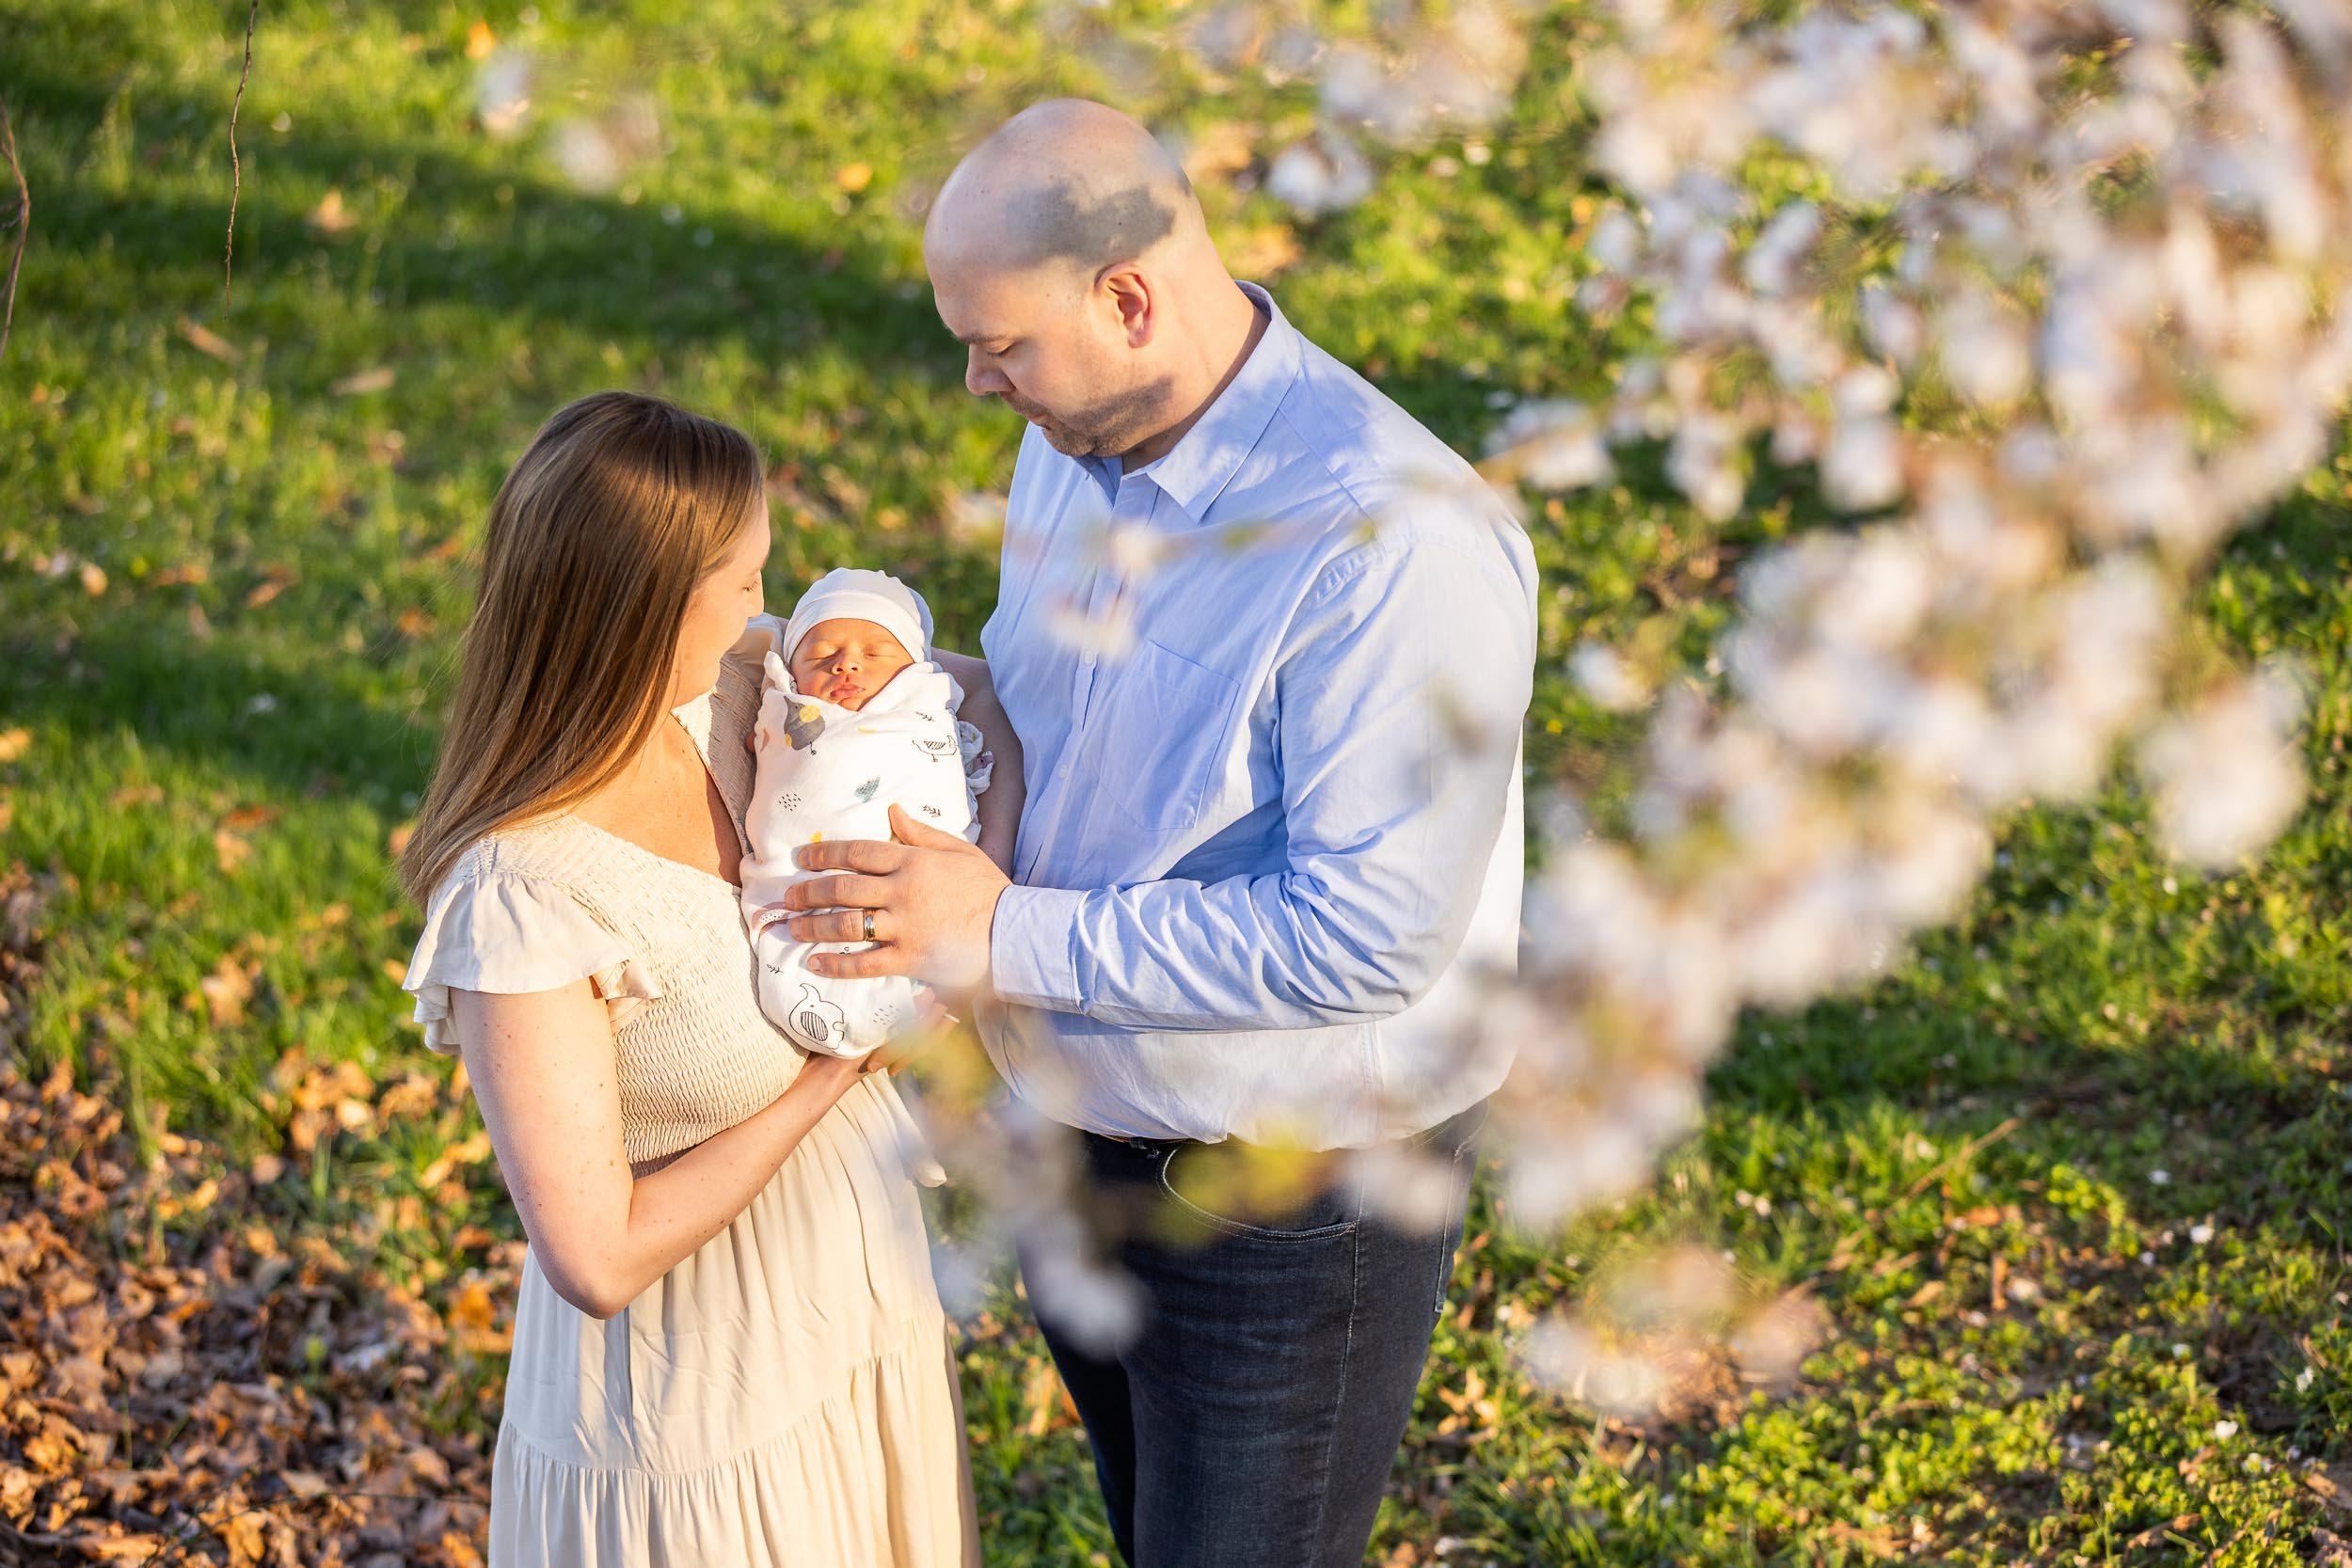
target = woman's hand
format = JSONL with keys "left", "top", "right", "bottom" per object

{"left": 792, "top": 1049, "right": 892, "bottom": 1100}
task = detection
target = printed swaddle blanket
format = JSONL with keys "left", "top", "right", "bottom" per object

{"left": 739, "top": 646, "right": 988, "bottom": 1056}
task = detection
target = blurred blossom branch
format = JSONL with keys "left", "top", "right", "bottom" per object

{"left": 1470, "top": 0, "right": 2346, "bottom": 1271}
{"left": 470, "top": 23, "right": 665, "bottom": 194}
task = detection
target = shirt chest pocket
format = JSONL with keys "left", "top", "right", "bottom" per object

{"left": 1083, "top": 638, "right": 1242, "bottom": 833}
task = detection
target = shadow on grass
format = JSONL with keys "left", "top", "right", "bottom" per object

{"left": 7, "top": 17, "right": 963, "bottom": 386}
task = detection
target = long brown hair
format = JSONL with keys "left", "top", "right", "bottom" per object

{"left": 398, "top": 391, "right": 764, "bottom": 904}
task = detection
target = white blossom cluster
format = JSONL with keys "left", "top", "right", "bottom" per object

{"left": 1521, "top": 1245, "right": 1824, "bottom": 1419}
{"left": 1470, "top": 0, "right": 2338, "bottom": 1273}
{"left": 1163, "top": 0, "right": 1535, "bottom": 214}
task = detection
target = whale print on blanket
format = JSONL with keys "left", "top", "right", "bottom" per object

{"left": 784, "top": 984, "right": 849, "bottom": 1050}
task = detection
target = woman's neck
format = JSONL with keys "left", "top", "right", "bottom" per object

{"left": 578, "top": 716, "right": 702, "bottom": 825}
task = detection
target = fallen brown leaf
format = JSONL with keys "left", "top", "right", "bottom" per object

{"left": 308, "top": 187, "right": 360, "bottom": 235}
{"left": 1225, "top": 223, "right": 1303, "bottom": 278}
{"left": 173, "top": 316, "right": 243, "bottom": 364}
{"left": 198, "top": 956, "right": 256, "bottom": 1025}
{"left": 1181, "top": 120, "right": 1257, "bottom": 183}
{"left": 331, "top": 366, "right": 397, "bottom": 397}
{"left": 214, "top": 830, "right": 253, "bottom": 875}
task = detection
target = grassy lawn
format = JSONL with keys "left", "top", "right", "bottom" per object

{"left": 4, "top": 1, "right": 2349, "bottom": 1563}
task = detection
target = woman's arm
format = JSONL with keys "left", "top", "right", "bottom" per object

{"left": 936, "top": 649, "right": 1026, "bottom": 878}
{"left": 453, "top": 981, "right": 873, "bottom": 1320}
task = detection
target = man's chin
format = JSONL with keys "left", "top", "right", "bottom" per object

{"left": 1035, "top": 421, "right": 1101, "bottom": 458}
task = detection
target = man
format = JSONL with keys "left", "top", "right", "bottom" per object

{"left": 783, "top": 99, "right": 1535, "bottom": 1568}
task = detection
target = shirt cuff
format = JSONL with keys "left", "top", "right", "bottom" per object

{"left": 989, "top": 885, "right": 1089, "bottom": 1012}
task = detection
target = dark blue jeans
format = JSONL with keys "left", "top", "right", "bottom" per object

{"left": 1024, "top": 1101, "right": 1487, "bottom": 1568}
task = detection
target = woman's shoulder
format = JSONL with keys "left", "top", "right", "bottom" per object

{"left": 426, "top": 817, "right": 616, "bottom": 913}
{"left": 402, "top": 821, "right": 644, "bottom": 1052}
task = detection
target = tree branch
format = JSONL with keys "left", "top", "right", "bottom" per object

{"left": 224, "top": 0, "right": 258, "bottom": 305}
{"left": 0, "top": 100, "right": 26, "bottom": 361}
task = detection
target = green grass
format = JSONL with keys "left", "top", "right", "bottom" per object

{"left": 6, "top": 2, "right": 2351, "bottom": 1562}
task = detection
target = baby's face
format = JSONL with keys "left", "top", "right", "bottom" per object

{"left": 787, "top": 618, "right": 914, "bottom": 711}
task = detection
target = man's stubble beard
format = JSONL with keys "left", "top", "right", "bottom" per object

{"left": 1024, "top": 373, "right": 1178, "bottom": 460}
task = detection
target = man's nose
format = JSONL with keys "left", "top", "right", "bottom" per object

{"left": 965, "top": 351, "right": 1009, "bottom": 398}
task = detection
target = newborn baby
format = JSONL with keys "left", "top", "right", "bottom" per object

{"left": 739, "top": 568, "right": 990, "bottom": 1057}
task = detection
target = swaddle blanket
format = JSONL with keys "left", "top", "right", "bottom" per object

{"left": 739, "top": 647, "right": 987, "bottom": 1057}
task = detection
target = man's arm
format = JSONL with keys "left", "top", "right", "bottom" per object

{"left": 936, "top": 649, "right": 1025, "bottom": 876}
{"left": 988, "top": 528, "right": 1532, "bottom": 1031}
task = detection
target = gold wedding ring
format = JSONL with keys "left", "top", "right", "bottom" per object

{"left": 863, "top": 910, "right": 877, "bottom": 943}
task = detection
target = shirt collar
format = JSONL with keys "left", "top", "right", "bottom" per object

{"left": 1076, "top": 280, "right": 1302, "bottom": 522}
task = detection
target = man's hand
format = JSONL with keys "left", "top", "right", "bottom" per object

{"left": 785, "top": 804, "right": 1009, "bottom": 995}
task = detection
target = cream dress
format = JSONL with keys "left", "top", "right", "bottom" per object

{"left": 400, "top": 634, "right": 981, "bottom": 1567}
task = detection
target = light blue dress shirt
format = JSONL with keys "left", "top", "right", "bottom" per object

{"left": 978, "top": 282, "right": 1537, "bottom": 1149}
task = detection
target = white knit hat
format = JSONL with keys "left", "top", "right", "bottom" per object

{"left": 782, "top": 567, "right": 933, "bottom": 668}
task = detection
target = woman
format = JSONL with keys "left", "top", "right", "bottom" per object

{"left": 396, "top": 390, "right": 1008, "bottom": 1565}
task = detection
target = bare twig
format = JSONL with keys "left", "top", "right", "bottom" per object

{"left": 1898, "top": 1115, "right": 2022, "bottom": 1202}
{"left": 0, "top": 100, "right": 26, "bottom": 361}
{"left": 224, "top": 0, "right": 258, "bottom": 304}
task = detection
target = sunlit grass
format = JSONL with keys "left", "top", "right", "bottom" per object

{"left": 5, "top": 1, "right": 2349, "bottom": 1561}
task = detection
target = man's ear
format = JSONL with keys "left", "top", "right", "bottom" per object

{"left": 1101, "top": 263, "right": 1152, "bottom": 349}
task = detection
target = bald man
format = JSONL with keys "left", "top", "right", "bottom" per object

{"left": 783, "top": 99, "right": 1535, "bottom": 1568}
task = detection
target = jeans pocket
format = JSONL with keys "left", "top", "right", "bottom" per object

{"left": 1405, "top": 1097, "right": 1493, "bottom": 1158}
{"left": 1156, "top": 1141, "right": 1361, "bottom": 1243}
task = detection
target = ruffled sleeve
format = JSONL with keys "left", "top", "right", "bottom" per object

{"left": 400, "top": 868, "right": 663, "bottom": 1055}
